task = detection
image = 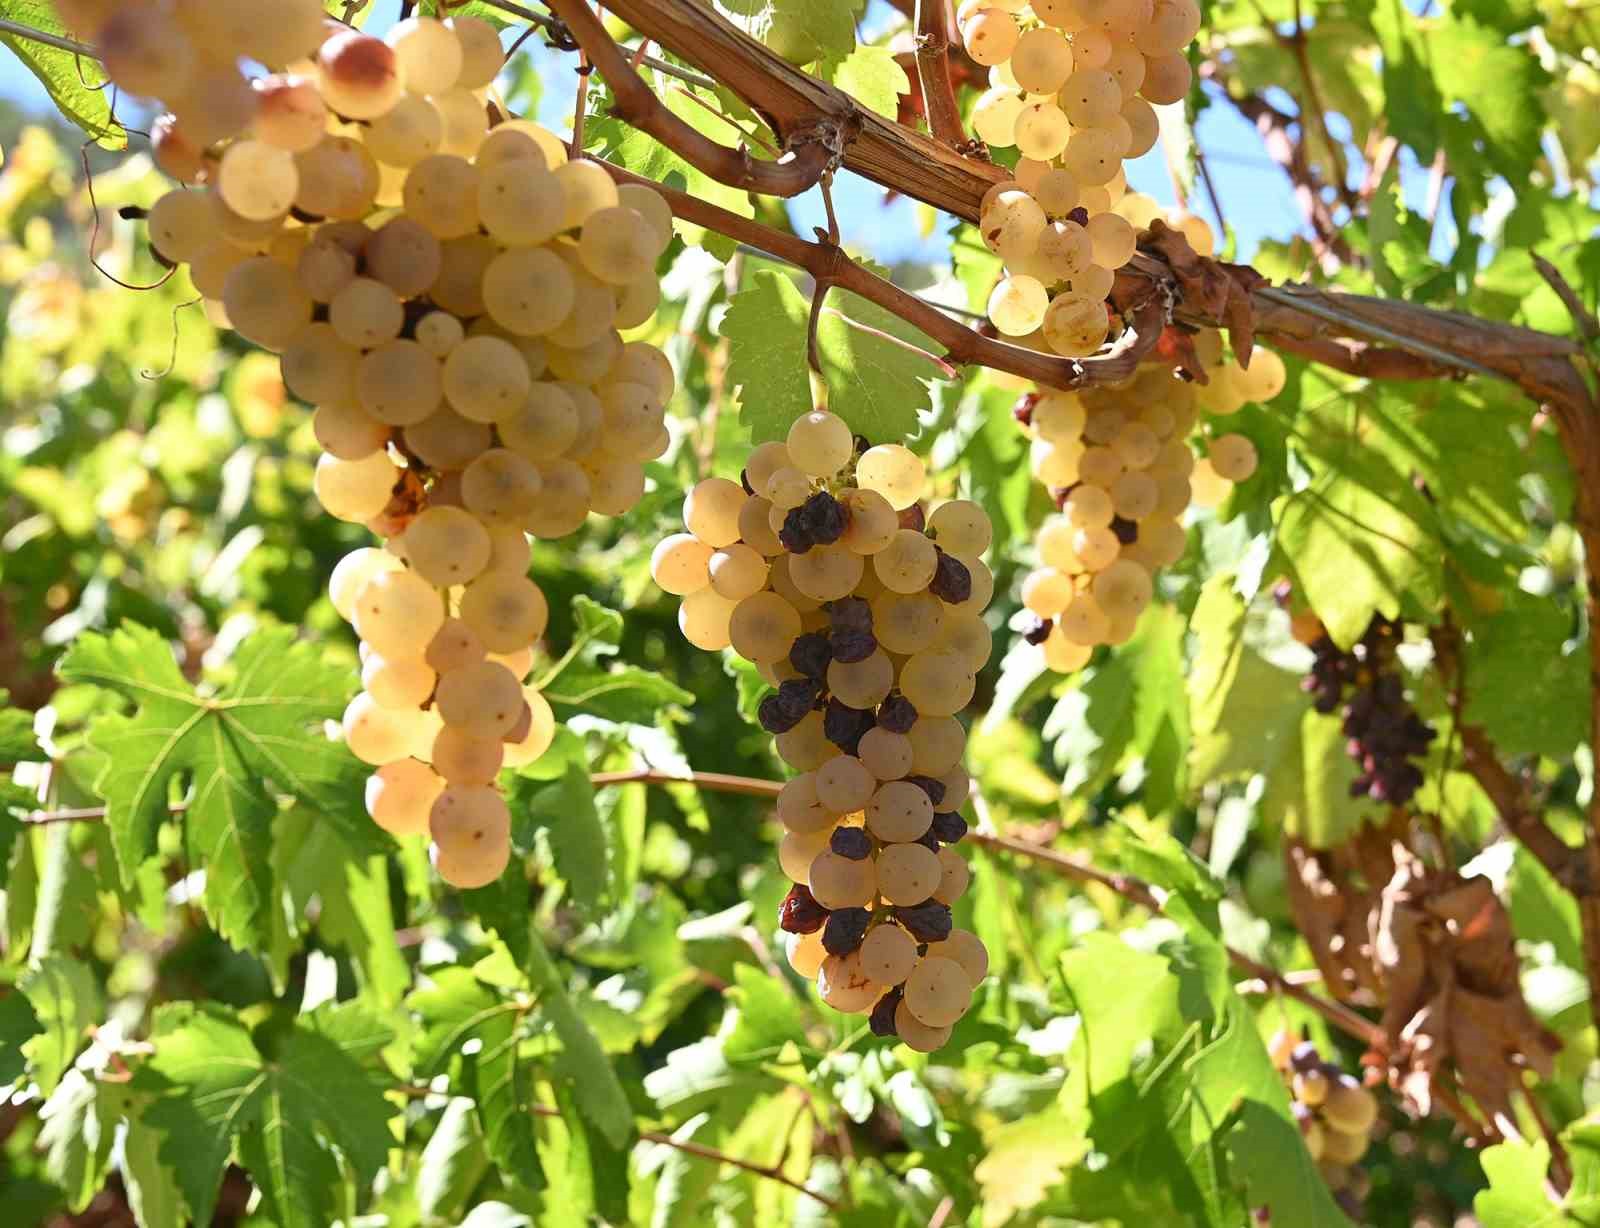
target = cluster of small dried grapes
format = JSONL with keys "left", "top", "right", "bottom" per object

{"left": 1268, "top": 1032, "right": 1379, "bottom": 1219}
{"left": 75, "top": 4, "right": 680, "bottom": 886}
{"left": 650, "top": 410, "right": 990, "bottom": 1050}
{"left": 1288, "top": 602, "right": 1436, "bottom": 805}
{"left": 1013, "top": 331, "right": 1272, "bottom": 672}
{"left": 958, "top": 0, "right": 1207, "bottom": 355}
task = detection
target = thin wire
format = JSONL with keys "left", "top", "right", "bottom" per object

{"left": 0, "top": 16, "right": 94, "bottom": 57}
{"left": 483, "top": 0, "right": 719, "bottom": 90}
{"left": 1254, "top": 286, "right": 1501, "bottom": 380}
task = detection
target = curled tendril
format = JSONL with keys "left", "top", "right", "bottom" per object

{"left": 80, "top": 138, "right": 177, "bottom": 292}
{"left": 142, "top": 296, "right": 202, "bottom": 381}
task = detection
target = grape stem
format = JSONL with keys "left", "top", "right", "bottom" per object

{"left": 912, "top": 0, "right": 964, "bottom": 147}
{"left": 543, "top": 0, "right": 835, "bottom": 198}
{"left": 0, "top": 17, "right": 95, "bottom": 58}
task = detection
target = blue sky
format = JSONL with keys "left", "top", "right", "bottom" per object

{"left": 0, "top": 2, "right": 1324, "bottom": 267}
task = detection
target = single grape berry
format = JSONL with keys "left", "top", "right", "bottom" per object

{"left": 869, "top": 986, "right": 903, "bottom": 1037}
{"left": 914, "top": 831, "right": 941, "bottom": 852}
{"left": 830, "top": 827, "right": 873, "bottom": 860}
{"left": 905, "top": 775, "right": 947, "bottom": 807}
{"left": 779, "top": 506, "right": 815, "bottom": 554}
{"left": 1023, "top": 617, "right": 1054, "bottom": 646}
{"left": 930, "top": 811, "right": 968, "bottom": 843}
{"left": 1110, "top": 515, "right": 1139, "bottom": 544}
{"left": 831, "top": 628, "right": 878, "bottom": 664}
{"left": 759, "top": 680, "right": 820, "bottom": 734}
{"left": 898, "top": 503, "right": 926, "bottom": 532}
{"left": 895, "top": 899, "right": 953, "bottom": 943}
{"left": 789, "top": 632, "right": 833, "bottom": 680}
{"left": 779, "top": 884, "right": 830, "bottom": 934}
{"left": 799, "top": 491, "right": 848, "bottom": 545}
{"left": 1289, "top": 1041, "right": 1323, "bottom": 1074}
{"left": 877, "top": 693, "right": 918, "bottom": 734}
{"left": 822, "top": 907, "right": 873, "bottom": 956}
{"left": 823, "top": 698, "right": 875, "bottom": 753}
{"left": 1012, "top": 392, "right": 1039, "bottom": 427}
{"left": 928, "top": 550, "right": 973, "bottom": 604}
{"left": 829, "top": 596, "right": 873, "bottom": 634}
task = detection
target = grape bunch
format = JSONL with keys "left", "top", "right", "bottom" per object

{"left": 1269, "top": 1031, "right": 1379, "bottom": 1217}
{"left": 1290, "top": 609, "right": 1437, "bottom": 806}
{"left": 955, "top": 0, "right": 1206, "bottom": 352}
{"left": 78, "top": 10, "right": 680, "bottom": 885}
{"left": 1014, "top": 326, "right": 1278, "bottom": 672}
{"left": 650, "top": 411, "right": 991, "bottom": 1050}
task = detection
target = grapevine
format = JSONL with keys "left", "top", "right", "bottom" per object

{"left": 74, "top": 5, "right": 675, "bottom": 882}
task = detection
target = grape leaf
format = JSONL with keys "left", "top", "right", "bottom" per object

{"left": 58, "top": 623, "right": 352, "bottom": 950}
{"left": 723, "top": 964, "right": 807, "bottom": 1062}
{"left": 133, "top": 1000, "right": 395, "bottom": 1228}
{"left": 722, "top": 270, "right": 816, "bottom": 443}
{"left": 713, "top": 0, "right": 858, "bottom": 65}
{"left": 418, "top": 1097, "right": 491, "bottom": 1224}
{"left": 723, "top": 266, "right": 936, "bottom": 444}
{"left": 830, "top": 46, "right": 909, "bottom": 119}
{"left": 540, "top": 595, "right": 694, "bottom": 724}
{"left": 20, "top": 953, "right": 101, "bottom": 1096}
{"left": 0, "top": 989, "right": 41, "bottom": 1089}
{"left": 1187, "top": 576, "right": 1363, "bottom": 847}
{"left": 0, "top": 0, "right": 124, "bottom": 148}
{"left": 1475, "top": 1140, "right": 1568, "bottom": 1225}
{"left": 37, "top": 1069, "right": 125, "bottom": 1211}
{"left": 1429, "top": 15, "right": 1549, "bottom": 181}
{"left": 1461, "top": 594, "right": 1590, "bottom": 759}
{"left": 122, "top": 1113, "right": 187, "bottom": 1228}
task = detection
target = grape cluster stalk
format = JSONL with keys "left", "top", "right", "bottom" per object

{"left": 958, "top": 0, "right": 1205, "bottom": 351}
{"left": 650, "top": 411, "right": 991, "bottom": 1050}
{"left": 72, "top": 4, "right": 679, "bottom": 885}
{"left": 1290, "top": 609, "right": 1437, "bottom": 806}
{"left": 1013, "top": 330, "right": 1269, "bottom": 670}
{"left": 1267, "top": 1031, "right": 1379, "bottom": 1219}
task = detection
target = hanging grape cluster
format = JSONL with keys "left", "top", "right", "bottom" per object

{"left": 651, "top": 411, "right": 991, "bottom": 1050}
{"left": 1269, "top": 1031, "right": 1379, "bottom": 1217}
{"left": 1011, "top": 329, "right": 1271, "bottom": 669}
{"left": 957, "top": 0, "right": 1205, "bottom": 351}
{"left": 1287, "top": 603, "right": 1438, "bottom": 806}
{"left": 74, "top": 6, "right": 678, "bottom": 884}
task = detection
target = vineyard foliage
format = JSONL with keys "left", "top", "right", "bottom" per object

{"left": 0, "top": 0, "right": 1597, "bottom": 1225}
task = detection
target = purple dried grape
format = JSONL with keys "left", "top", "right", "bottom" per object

{"left": 779, "top": 884, "right": 829, "bottom": 934}
{"left": 1110, "top": 515, "right": 1138, "bottom": 545}
{"left": 779, "top": 505, "right": 815, "bottom": 554}
{"left": 830, "top": 628, "right": 877, "bottom": 664}
{"left": 758, "top": 694, "right": 805, "bottom": 735}
{"left": 1012, "top": 393, "right": 1039, "bottom": 427}
{"left": 914, "top": 831, "right": 941, "bottom": 852}
{"left": 928, "top": 550, "right": 972, "bottom": 605}
{"left": 829, "top": 596, "right": 873, "bottom": 634}
{"left": 898, "top": 503, "right": 926, "bottom": 533}
{"left": 823, "top": 699, "right": 875, "bottom": 753}
{"left": 789, "top": 633, "right": 832, "bottom": 680}
{"left": 905, "top": 775, "right": 946, "bottom": 807}
{"left": 800, "top": 491, "right": 848, "bottom": 545}
{"left": 868, "top": 986, "right": 903, "bottom": 1036}
{"left": 829, "top": 827, "right": 873, "bottom": 861}
{"left": 895, "top": 899, "right": 953, "bottom": 944}
{"left": 822, "top": 907, "right": 872, "bottom": 956}
{"left": 1022, "top": 617, "right": 1053, "bottom": 646}
{"left": 930, "top": 811, "right": 968, "bottom": 844}
{"left": 876, "top": 693, "right": 918, "bottom": 734}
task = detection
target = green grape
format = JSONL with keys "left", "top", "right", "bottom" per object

{"left": 358, "top": 339, "right": 444, "bottom": 426}
{"left": 903, "top": 955, "right": 972, "bottom": 1028}
{"left": 361, "top": 653, "right": 437, "bottom": 710}
{"left": 729, "top": 591, "right": 802, "bottom": 664}
{"left": 314, "top": 450, "right": 399, "bottom": 523}
{"left": 365, "top": 757, "right": 444, "bottom": 837}
{"left": 866, "top": 780, "right": 933, "bottom": 843}
{"left": 815, "top": 754, "right": 875, "bottom": 813}
{"left": 294, "top": 136, "right": 379, "bottom": 220}
{"left": 403, "top": 408, "right": 491, "bottom": 472}
{"left": 876, "top": 841, "right": 942, "bottom": 906}
{"left": 222, "top": 256, "right": 312, "bottom": 351}
{"left": 403, "top": 506, "right": 492, "bottom": 587}
{"left": 435, "top": 659, "right": 525, "bottom": 739}
{"left": 403, "top": 154, "right": 481, "bottom": 238}
{"left": 858, "top": 923, "right": 918, "bottom": 985}
{"left": 459, "top": 571, "right": 548, "bottom": 653}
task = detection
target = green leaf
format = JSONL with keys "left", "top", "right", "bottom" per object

{"left": 518, "top": 762, "right": 609, "bottom": 918}
{"left": 1276, "top": 473, "right": 1442, "bottom": 650}
{"left": 134, "top": 1000, "right": 396, "bottom": 1228}
{"left": 37, "top": 1068, "right": 124, "bottom": 1211}
{"left": 58, "top": 623, "right": 352, "bottom": 949}
{"left": 713, "top": 0, "right": 857, "bottom": 65}
{"left": 0, "top": 1, "right": 124, "bottom": 148}
{"left": 723, "top": 266, "right": 937, "bottom": 444}
{"left": 0, "top": 989, "right": 41, "bottom": 1089}
{"left": 122, "top": 1113, "right": 188, "bottom": 1228}
{"left": 1475, "top": 1140, "right": 1566, "bottom": 1226}
{"left": 723, "top": 964, "right": 807, "bottom": 1062}
{"left": 1428, "top": 15, "right": 1549, "bottom": 180}
{"left": 1187, "top": 576, "right": 1362, "bottom": 846}
{"left": 541, "top": 595, "right": 694, "bottom": 724}
{"left": 831, "top": 46, "right": 909, "bottom": 120}
{"left": 20, "top": 953, "right": 101, "bottom": 1095}
{"left": 0, "top": 691, "right": 40, "bottom": 761}
{"left": 418, "top": 1098, "right": 491, "bottom": 1225}
{"left": 723, "top": 270, "right": 816, "bottom": 443}
{"left": 315, "top": 854, "right": 409, "bottom": 1008}
{"left": 1462, "top": 594, "right": 1590, "bottom": 759}
{"left": 522, "top": 929, "right": 635, "bottom": 1150}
